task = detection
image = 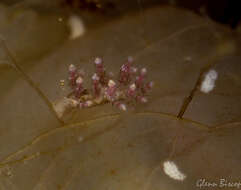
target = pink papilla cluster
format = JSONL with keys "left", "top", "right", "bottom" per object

{"left": 67, "top": 57, "right": 153, "bottom": 111}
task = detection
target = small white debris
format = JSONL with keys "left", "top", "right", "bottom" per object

{"left": 58, "top": 17, "right": 63, "bottom": 22}
{"left": 200, "top": 69, "right": 218, "bottom": 93}
{"left": 78, "top": 136, "right": 84, "bottom": 142}
{"left": 119, "top": 104, "right": 127, "bottom": 111}
{"left": 68, "top": 15, "right": 85, "bottom": 40}
{"left": 53, "top": 97, "right": 79, "bottom": 118}
{"left": 163, "top": 161, "right": 186, "bottom": 181}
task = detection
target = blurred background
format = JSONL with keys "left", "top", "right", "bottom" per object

{"left": 1, "top": 0, "right": 240, "bottom": 28}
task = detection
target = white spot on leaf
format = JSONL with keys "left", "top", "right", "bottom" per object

{"left": 68, "top": 15, "right": 85, "bottom": 40}
{"left": 163, "top": 161, "right": 186, "bottom": 181}
{"left": 200, "top": 69, "right": 218, "bottom": 93}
